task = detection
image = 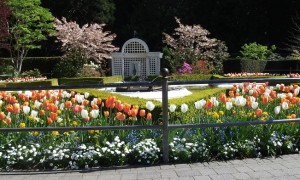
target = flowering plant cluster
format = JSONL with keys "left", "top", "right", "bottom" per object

{"left": 1, "top": 76, "right": 47, "bottom": 83}
{"left": 177, "top": 62, "right": 192, "bottom": 74}
{"left": 223, "top": 72, "right": 272, "bottom": 77}
{"left": 1, "top": 82, "right": 300, "bottom": 169}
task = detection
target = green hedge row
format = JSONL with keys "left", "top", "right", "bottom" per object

{"left": 4, "top": 79, "right": 58, "bottom": 88}
{"left": 223, "top": 59, "right": 300, "bottom": 74}
{"left": 223, "top": 59, "right": 267, "bottom": 73}
{"left": 0, "top": 57, "right": 61, "bottom": 77}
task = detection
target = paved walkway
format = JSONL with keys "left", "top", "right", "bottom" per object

{"left": 1, "top": 154, "right": 300, "bottom": 180}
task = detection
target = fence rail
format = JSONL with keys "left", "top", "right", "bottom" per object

{"left": 0, "top": 68, "right": 300, "bottom": 163}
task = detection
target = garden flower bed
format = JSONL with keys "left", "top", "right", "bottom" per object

{"left": 0, "top": 82, "right": 300, "bottom": 170}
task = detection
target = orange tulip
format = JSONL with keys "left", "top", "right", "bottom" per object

{"left": 5, "top": 117, "right": 11, "bottom": 124}
{"left": 146, "top": 112, "right": 152, "bottom": 120}
{"left": 71, "top": 98, "right": 76, "bottom": 104}
{"left": 96, "top": 98, "right": 102, "bottom": 105}
{"left": 115, "top": 100, "right": 123, "bottom": 111}
{"left": 51, "top": 96, "right": 57, "bottom": 104}
{"left": 50, "top": 112, "right": 57, "bottom": 121}
{"left": 50, "top": 103, "right": 58, "bottom": 113}
{"left": 6, "top": 104, "right": 13, "bottom": 112}
{"left": 131, "top": 108, "right": 138, "bottom": 117}
{"left": 123, "top": 103, "right": 131, "bottom": 114}
{"left": 291, "top": 114, "right": 297, "bottom": 119}
{"left": 116, "top": 112, "right": 126, "bottom": 121}
{"left": 47, "top": 117, "right": 53, "bottom": 125}
{"left": 205, "top": 100, "right": 213, "bottom": 109}
{"left": 39, "top": 109, "right": 45, "bottom": 116}
{"left": 92, "top": 104, "right": 99, "bottom": 110}
{"left": 0, "top": 112, "right": 5, "bottom": 120}
{"left": 13, "top": 103, "right": 20, "bottom": 114}
{"left": 252, "top": 90, "right": 259, "bottom": 98}
{"left": 262, "top": 95, "right": 268, "bottom": 105}
{"left": 270, "top": 91, "right": 277, "bottom": 99}
{"left": 83, "top": 99, "right": 90, "bottom": 106}
{"left": 219, "top": 93, "right": 227, "bottom": 103}
{"left": 256, "top": 109, "right": 262, "bottom": 117}
{"left": 139, "top": 109, "right": 146, "bottom": 117}
{"left": 291, "top": 97, "right": 297, "bottom": 104}
{"left": 105, "top": 95, "right": 116, "bottom": 108}
{"left": 65, "top": 101, "right": 72, "bottom": 109}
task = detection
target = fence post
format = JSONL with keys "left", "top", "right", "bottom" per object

{"left": 161, "top": 68, "right": 169, "bottom": 163}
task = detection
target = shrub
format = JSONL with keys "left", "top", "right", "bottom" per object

{"left": 177, "top": 62, "right": 192, "bottom": 74}
{"left": 239, "top": 42, "right": 275, "bottom": 60}
{"left": 52, "top": 51, "right": 87, "bottom": 78}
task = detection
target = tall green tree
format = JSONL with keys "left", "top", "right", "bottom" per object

{"left": 7, "top": 0, "right": 54, "bottom": 75}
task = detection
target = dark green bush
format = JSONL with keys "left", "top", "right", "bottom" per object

{"left": 52, "top": 52, "right": 87, "bottom": 78}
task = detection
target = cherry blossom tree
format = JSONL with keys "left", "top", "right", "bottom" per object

{"left": 163, "top": 17, "right": 229, "bottom": 74}
{"left": 54, "top": 17, "right": 119, "bottom": 66}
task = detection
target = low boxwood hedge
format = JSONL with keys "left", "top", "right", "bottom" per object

{"left": 5, "top": 79, "right": 58, "bottom": 88}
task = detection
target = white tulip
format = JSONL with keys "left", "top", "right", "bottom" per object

{"left": 146, "top": 101, "right": 155, "bottom": 111}
{"left": 84, "top": 92, "right": 90, "bottom": 99}
{"left": 226, "top": 102, "right": 233, "bottom": 110}
{"left": 30, "top": 110, "right": 38, "bottom": 118}
{"left": 194, "top": 100, "right": 205, "bottom": 109}
{"left": 281, "top": 102, "right": 289, "bottom": 110}
{"left": 251, "top": 102, "right": 259, "bottom": 109}
{"left": 0, "top": 100, "right": 3, "bottom": 106}
{"left": 181, "top": 104, "right": 188, "bottom": 113}
{"left": 169, "top": 104, "right": 177, "bottom": 112}
{"left": 81, "top": 109, "right": 89, "bottom": 118}
{"left": 213, "top": 100, "right": 219, "bottom": 107}
{"left": 274, "top": 106, "right": 281, "bottom": 115}
{"left": 22, "top": 106, "right": 30, "bottom": 114}
{"left": 294, "top": 88, "right": 300, "bottom": 96}
{"left": 235, "top": 96, "right": 246, "bottom": 107}
{"left": 91, "top": 98, "right": 98, "bottom": 106}
{"left": 75, "top": 94, "right": 84, "bottom": 104}
{"left": 59, "top": 103, "right": 65, "bottom": 110}
{"left": 24, "top": 91, "right": 32, "bottom": 98}
{"left": 34, "top": 100, "right": 42, "bottom": 109}
{"left": 250, "top": 96, "right": 256, "bottom": 102}
{"left": 90, "top": 109, "right": 99, "bottom": 118}
{"left": 249, "top": 89, "right": 253, "bottom": 95}
{"left": 57, "top": 117, "right": 63, "bottom": 123}
{"left": 277, "top": 93, "right": 286, "bottom": 99}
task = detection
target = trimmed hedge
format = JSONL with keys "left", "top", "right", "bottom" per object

{"left": 58, "top": 76, "right": 122, "bottom": 85}
{"left": 223, "top": 59, "right": 267, "bottom": 73}
{"left": 5, "top": 79, "right": 58, "bottom": 88}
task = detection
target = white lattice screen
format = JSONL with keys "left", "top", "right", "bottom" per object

{"left": 111, "top": 38, "right": 162, "bottom": 80}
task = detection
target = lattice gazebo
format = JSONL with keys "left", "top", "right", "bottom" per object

{"left": 111, "top": 38, "right": 163, "bottom": 80}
